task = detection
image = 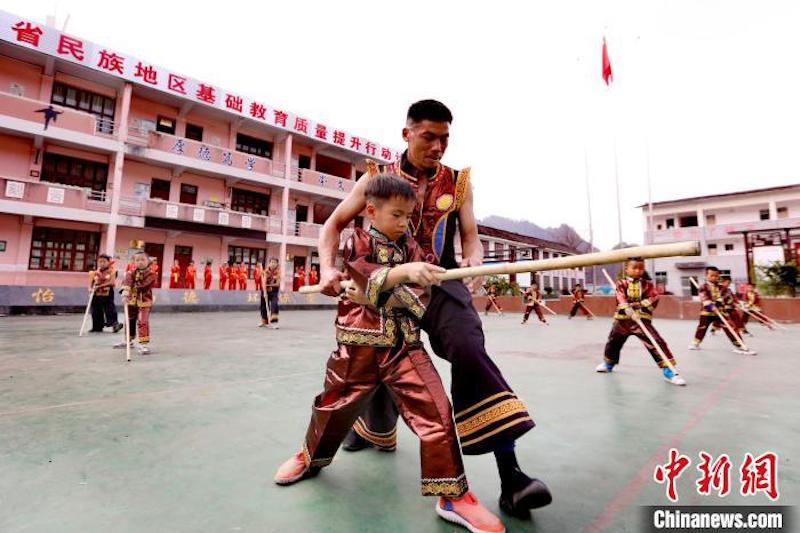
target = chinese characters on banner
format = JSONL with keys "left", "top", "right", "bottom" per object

{"left": 653, "top": 448, "right": 779, "bottom": 503}
{"left": 1, "top": 10, "right": 398, "bottom": 162}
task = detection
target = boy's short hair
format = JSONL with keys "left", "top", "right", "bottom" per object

{"left": 98, "top": 253, "right": 111, "bottom": 261}
{"left": 625, "top": 256, "right": 645, "bottom": 264}
{"left": 407, "top": 99, "right": 453, "bottom": 124}
{"left": 720, "top": 275, "right": 732, "bottom": 282}
{"left": 133, "top": 250, "right": 148, "bottom": 259}
{"left": 268, "top": 257, "right": 278, "bottom": 263}
{"left": 365, "top": 173, "right": 416, "bottom": 204}
{"left": 706, "top": 266, "right": 720, "bottom": 273}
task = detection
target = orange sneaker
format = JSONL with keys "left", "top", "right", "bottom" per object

{"left": 273, "top": 450, "right": 319, "bottom": 485}
{"left": 436, "top": 491, "right": 505, "bottom": 533}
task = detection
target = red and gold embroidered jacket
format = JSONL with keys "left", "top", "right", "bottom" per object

{"left": 614, "top": 277, "right": 659, "bottom": 320}
{"left": 122, "top": 267, "right": 157, "bottom": 307}
{"left": 335, "top": 226, "right": 428, "bottom": 348}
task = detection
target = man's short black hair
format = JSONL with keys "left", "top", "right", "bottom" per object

{"left": 706, "top": 266, "right": 720, "bottom": 273}
{"left": 365, "top": 173, "right": 416, "bottom": 204}
{"left": 407, "top": 99, "right": 453, "bottom": 124}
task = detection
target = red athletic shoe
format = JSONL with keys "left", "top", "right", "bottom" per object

{"left": 436, "top": 491, "right": 505, "bottom": 533}
{"left": 273, "top": 450, "right": 319, "bottom": 485}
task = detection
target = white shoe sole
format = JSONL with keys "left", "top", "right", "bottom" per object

{"left": 273, "top": 468, "right": 308, "bottom": 486}
{"left": 435, "top": 505, "right": 505, "bottom": 533}
{"left": 665, "top": 376, "right": 687, "bottom": 386}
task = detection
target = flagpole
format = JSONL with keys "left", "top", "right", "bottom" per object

{"left": 584, "top": 146, "right": 596, "bottom": 292}
{"left": 614, "top": 138, "right": 623, "bottom": 246}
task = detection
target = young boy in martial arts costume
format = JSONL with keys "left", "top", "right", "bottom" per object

{"left": 119, "top": 250, "right": 157, "bottom": 355}
{"left": 689, "top": 266, "right": 755, "bottom": 355}
{"left": 274, "top": 174, "right": 505, "bottom": 533}
{"left": 595, "top": 257, "right": 686, "bottom": 385}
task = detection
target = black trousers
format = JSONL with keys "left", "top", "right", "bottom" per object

{"left": 104, "top": 291, "right": 119, "bottom": 327}
{"left": 349, "top": 280, "right": 534, "bottom": 456}
{"left": 90, "top": 295, "right": 108, "bottom": 331}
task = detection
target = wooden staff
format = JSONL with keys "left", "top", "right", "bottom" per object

{"left": 737, "top": 305, "right": 774, "bottom": 330}
{"left": 123, "top": 301, "right": 131, "bottom": 362}
{"left": 79, "top": 280, "right": 97, "bottom": 337}
{"left": 750, "top": 308, "right": 787, "bottom": 331}
{"left": 299, "top": 240, "right": 701, "bottom": 294}
{"left": 602, "top": 269, "right": 679, "bottom": 375}
{"left": 689, "top": 277, "right": 750, "bottom": 351}
{"left": 578, "top": 301, "right": 597, "bottom": 318}
{"left": 535, "top": 300, "right": 558, "bottom": 316}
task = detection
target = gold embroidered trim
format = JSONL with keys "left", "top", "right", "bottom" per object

{"left": 336, "top": 318, "right": 397, "bottom": 347}
{"left": 366, "top": 266, "right": 390, "bottom": 307}
{"left": 421, "top": 474, "right": 468, "bottom": 497}
{"left": 460, "top": 417, "right": 533, "bottom": 449}
{"left": 454, "top": 167, "right": 470, "bottom": 210}
{"left": 454, "top": 391, "right": 513, "bottom": 419}
{"left": 456, "top": 398, "right": 529, "bottom": 437}
{"left": 393, "top": 285, "right": 426, "bottom": 319}
{"left": 398, "top": 316, "right": 421, "bottom": 345}
{"left": 353, "top": 418, "right": 397, "bottom": 448}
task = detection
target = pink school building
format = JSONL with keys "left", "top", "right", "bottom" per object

{"left": 0, "top": 9, "right": 396, "bottom": 292}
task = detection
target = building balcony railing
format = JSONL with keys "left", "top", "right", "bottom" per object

{"left": 1, "top": 176, "right": 111, "bottom": 213}
{"left": 126, "top": 128, "right": 279, "bottom": 179}
{"left": 0, "top": 91, "right": 117, "bottom": 139}
{"left": 646, "top": 217, "right": 800, "bottom": 244}
{"left": 294, "top": 221, "right": 321, "bottom": 238}
{"left": 297, "top": 168, "right": 355, "bottom": 194}
{"left": 119, "top": 196, "right": 280, "bottom": 233}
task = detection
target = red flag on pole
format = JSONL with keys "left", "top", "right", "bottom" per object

{"left": 602, "top": 37, "right": 613, "bottom": 85}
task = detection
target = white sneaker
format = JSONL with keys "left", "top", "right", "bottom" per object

{"left": 137, "top": 345, "right": 151, "bottom": 355}
{"left": 665, "top": 373, "right": 687, "bottom": 386}
{"left": 733, "top": 347, "right": 757, "bottom": 356}
{"left": 688, "top": 343, "right": 700, "bottom": 351}
{"left": 595, "top": 362, "right": 614, "bottom": 373}
{"left": 113, "top": 341, "right": 132, "bottom": 349}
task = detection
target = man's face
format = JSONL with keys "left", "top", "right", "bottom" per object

{"left": 367, "top": 195, "right": 416, "bottom": 241}
{"left": 707, "top": 270, "right": 720, "bottom": 283}
{"left": 403, "top": 120, "right": 449, "bottom": 169}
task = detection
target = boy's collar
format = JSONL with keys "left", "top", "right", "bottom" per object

{"left": 367, "top": 225, "right": 406, "bottom": 245}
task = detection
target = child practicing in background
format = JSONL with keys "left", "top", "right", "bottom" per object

{"left": 262, "top": 258, "right": 281, "bottom": 329}
{"left": 274, "top": 174, "right": 505, "bottom": 533}
{"left": 741, "top": 283, "right": 768, "bottom": 335}
{"left": 204, "top": 261, "right": 213, "bottom": 290}
{"left": 119, "top": 250, "right": 157, "bottom": 355}
{"left": 568, "top": 283, "right": 592, "bottom": 320}
{"left": 484, "top": 284, "right": 503, "bottom": 316}
{"left": 185, "top": 260, "right": 196, "bottom": 290}
{"left": 595, "top": 257, "right": 686, "bottom": 386}
{"left": 711, "top": 275, "right": 744, "bottom": 337}
{"left": 689, "top": 266, "right": 756, "bottom": 355}
{"left": 521, "top": 282, "right": 547, "bottom": 325}
{"left": 88, "top": 253, "right": 122, "bottom": 333}
{"left": 169, "top": 259, "right": 181, "bottom": 289}
{"left": 219, "top": 261, "right": 229, "bottom": 290}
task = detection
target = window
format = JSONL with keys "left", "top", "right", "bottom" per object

{"left": 705, "top": 214, "right": 716, "bottom": 226}
{"left": 708, "top": 243, "right": 718, "bottom": 256}
{"left": 228, "top": 245, "right": 266, "bottom": 278}
{"left": 679, "top": 215, "right": 698, "bottom": 227}
{"left": 666, "top": 218, "right": 675, "bottom": 229}
{"left": 296, "top": 205, "right": 309, "bottom": 223}
{"left": 236, "top": 133, "right": 273, "bottom": 159}
{"left": 29, "top": 227, "right": 100, "bottom": 272}
{"left": 759, "top": 209, "right": 770, "bottom": 221}
{"left": 720, "top": 269, "right": 731, "bottom": 277}
{"left": 725, "top": 244, "right": 734, "bottom": 252}
{"left": 51, "top": 82, "right": 115, "bottom": 133}
{"left": 179, "top": 184, "right": 198, "bottom": 205}
{"left": 41, "top": 153, "right": 108, "bottom": 192}
{"left": 655, "top": 271, "right": 668, "bottom": 286}
{"left": 156, "top": 116, "right": 176, "bottom": 135}
{"left": 777, "top": 207, "right": 789, "bottom": 219}
{"left": 230, "top": 188, "right": 269, "bottom": 215}
{"left": 185, "top": 123, "right": 203, "bottom": 141}
{"left": 150, "top": 178, "right": 171, "bottom": 201}
{"left": 656, "top": 224, "right": 663, "bottom": 230}
{"left": 298, "top": 155, "right": 311, "bottom": 170}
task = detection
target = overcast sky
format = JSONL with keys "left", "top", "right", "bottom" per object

{"left": 5, "top": 1, "right": 800, "bottom": 249}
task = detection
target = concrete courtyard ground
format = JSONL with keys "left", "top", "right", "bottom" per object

{"left": 0, "top": 310, "right": 797, "bottom": 532}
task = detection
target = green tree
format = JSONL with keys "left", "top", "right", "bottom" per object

{"left": 757, "top": 260, "right": 799, "bottom": 297}
{"left": 485, "top": 275, "right": 521, "bottom": 296}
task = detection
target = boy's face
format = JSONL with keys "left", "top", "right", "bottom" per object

{"left": 707, "top": 270, "right": 720, "bottom": 283}
{"left": 269, "top": 259, "right": 278, "bottom": 268}
{"left": 97, "top": 257, "right": 109, "bottom": 269}
{"left": 721, "top": 279, "right": 731, "bottom": 288}
{"left": 366, "top": 195, "right": 416, "bottom": 241}
{"left": 133, "top": 253, "right": 149, "bottom": 269}
{"left": 625, "top": 260, "right": 645, "bottom": 279}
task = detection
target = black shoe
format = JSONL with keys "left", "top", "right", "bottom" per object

{"left": 499, "top": 478, "right": 553, "bottom": 517}
{"left": 341, "top": 430, "right": 372, "bottom": 452}
{"left": 112, "top": 323, "right": 124, "bottom": 333}
{"left": 89, "top": 329, "right": 103, "bottom": 333}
